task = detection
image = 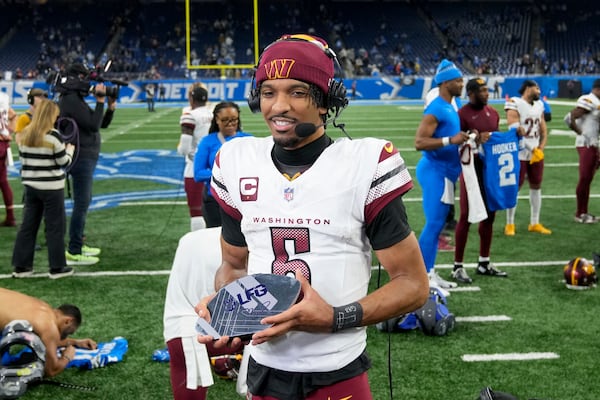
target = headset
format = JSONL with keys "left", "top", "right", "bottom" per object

{"left": 247, "top": 34, "right": 348, "bottom": 114}
{"left": 26, "top": 89, "right": 48, "bottom": 106}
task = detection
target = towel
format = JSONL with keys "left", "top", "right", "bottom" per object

{"left": 460, "top": 139, "right": 487, "bottom": 223}
{"left": 181, "top": 336, "right": 213, "bottom": 389}
{"left": 440, "top": 178, "right": 455, "bottom": 205}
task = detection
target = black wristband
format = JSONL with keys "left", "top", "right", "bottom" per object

{"left": 332, "top": 302, "right": 363, "bottom": 332}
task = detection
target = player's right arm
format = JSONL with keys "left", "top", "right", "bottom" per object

{"left": 37, "top": 322, "right": 74, "bottom": 377}
{"left": 215, "top": 236, "right": 248, "bottom": 291}
{"left": 196, "top": 213, "right": 248, "bottom": 348}
{"left": 568, "top": 106, "right": 588, "bottom": 135}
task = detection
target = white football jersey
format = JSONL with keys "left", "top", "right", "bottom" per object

{"left": 504, "top": 96, "right": 545, "bottom": 160}
{"left": 0, "top": 92, "right": 11, "bottom": 137}
{"left": 163, "top": 227, "right": 222, "bottom": 342}
{"left": 211, "top": 136, "right": 413, "bottom": 372}
{"left": 178, "top": 105, "right": 213, "bottom": 177}
{"left": 573, "top": 93, "right": 600, "bottom": 147}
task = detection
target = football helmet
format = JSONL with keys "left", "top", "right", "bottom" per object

{"left": 375, "top": 288, "right": 455, "bottom": 336}
{"left": 0, "top": 320, "right": 46, "bottom": 399}
{"left": 564, "top": 257, "right": 597, "bottom": 290}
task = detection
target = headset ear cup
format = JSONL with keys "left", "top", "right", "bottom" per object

{"left": 327, "top": 80, "right": 348, "bottom": 110}
{"left": 27, "top": 91, "right": 34, "bottom": 105}
{"left": 247, "top": 88, "right": 261, "bottom": 113}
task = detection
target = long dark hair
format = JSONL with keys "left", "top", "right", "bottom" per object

{"left": 208, "top": 101, "right": 242, "bottom": 133}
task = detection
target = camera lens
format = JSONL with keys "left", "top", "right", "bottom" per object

{"left": 105, "top": 86, "right": 119, "bottom": 98}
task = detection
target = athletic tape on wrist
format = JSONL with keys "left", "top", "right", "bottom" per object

{"left": 332, "top": 302, "right": 363, "bottom": 332}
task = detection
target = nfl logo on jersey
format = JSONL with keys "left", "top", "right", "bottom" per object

{"left": 284, "top": 187, "right": 294, "bottom": 202}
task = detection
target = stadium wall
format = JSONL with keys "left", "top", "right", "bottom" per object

{"left": 2, "top": 76, "right": 600, "bottom": 105}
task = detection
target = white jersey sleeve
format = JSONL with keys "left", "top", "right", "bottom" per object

{"left": 163, "top": 227, "right": 222, "bottom": 342}
{"left": 574, "top": 93, "right": 600, "bottom": 147}
{"left": 179, "top": 105, "right": 213, "bottom": 177}
{"left": 211, "top": 136, "right": 413, "bottom": 372}
{"left": 0, "top": 92, "right": 11, "bottom": 137}
{"left": 505, "top": 96, "right": 545, "bottom": 160}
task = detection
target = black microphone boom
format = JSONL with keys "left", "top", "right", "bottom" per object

{"left": 295, "top": 122, "right": 323, "bottom": 137}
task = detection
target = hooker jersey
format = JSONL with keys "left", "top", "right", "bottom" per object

{"left": 480, "top": 128, "right": 520, "bottom": 211}
{"left": 211, "top": 136, "right": 413, "bottom": 373}
{"left": 504, "top": 96, "right": 545, "bottom": 160}
{"left": 178, "top": 105, "right": 213, "bottom": 178}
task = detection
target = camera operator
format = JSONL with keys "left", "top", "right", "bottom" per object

{"left": 57, "top": 62, "right": 116, "bottom": 266}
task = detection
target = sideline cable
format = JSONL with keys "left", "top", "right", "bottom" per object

{"left": 376, "top": 262, "right": 394, "bottom": 400}
{"left": 34, "top": 379, "right": 97, "bottom": 392}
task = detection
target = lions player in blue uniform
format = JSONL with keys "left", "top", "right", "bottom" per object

{"left": 415, "top": 59, "right": 470, "bottom": 295}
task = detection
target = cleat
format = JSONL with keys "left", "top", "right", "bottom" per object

{"left": 437, "top": 237, "right": 455, "bottom": 252}
{"left": 66, "top": 251, "right": 99, "bottom": 266}
{"left": 451, "top": 267, "right": 473, "bottom": 284}
{"left": 82, "top": 244, "right": 101, "bottom": 256}
{"left": 504, "top": 223, "right": 515, "bottom": 236}
{"left": 48, "top": 267, "right": 74, "bottom": 279}
{"left": 574, "top": 213, "right": 598, "bottom": 224}
{"left": 476, "top": 264, "right": 508, "bottom": 277}
{"left": 528, "top": 223, "right": 552, "bottom": 235}
{"left": 12, "top": 269, "right": 34, "bottom": 278}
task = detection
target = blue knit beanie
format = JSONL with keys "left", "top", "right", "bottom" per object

{"left": 434, "top": 59, "right": 462, "bottom": 84}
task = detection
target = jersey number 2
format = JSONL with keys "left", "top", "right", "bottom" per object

{"left": 497, "top": 153, "right": 516, "bottom": 187}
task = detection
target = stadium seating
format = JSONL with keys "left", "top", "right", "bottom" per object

{"left": 0, "top": 1, "right": 598, "bottom": 80}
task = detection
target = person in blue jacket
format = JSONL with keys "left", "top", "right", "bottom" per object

{"left": 193, "top": 102, "right": 252, "bottom": 227}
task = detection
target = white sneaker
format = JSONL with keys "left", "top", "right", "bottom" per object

{"left": 429, "top": 270, "right": 456, "bottom": 297}
{"left": 429, "top": 280, "right": 450, "bottom": 298}
{"left": 429, "top": 270, "right": 458, "bottom": 289}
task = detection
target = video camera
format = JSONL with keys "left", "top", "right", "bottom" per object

{"left": 46, "top": 60, "right": 128, "bottom": 99}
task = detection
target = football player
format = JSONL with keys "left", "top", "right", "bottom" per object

{"left": 0, "top": 90, "right": 17, "bottom": 226}
{"left": 177, "top": 83, "right": 213, "bottom": 231}
{"left": 415, "top": 59, "right": 471, "bottom": 295}
{"left": 196, "top": 33, "right": 429, "bottom": 399}
{"left": 0, "top": 288, "right": 96, "bottom": 377}
{"left": 503, "top": 79, "right": 551, "bottom": 235}
{"left": 452, "top": 78, "right": 508, "bottom": 282}
{"left": 565, "top": 79, "right": 600, "bottom": 223}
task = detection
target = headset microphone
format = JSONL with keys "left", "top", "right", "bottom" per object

{"left": 295, "top": 122, "right": 325, "bottom": 137}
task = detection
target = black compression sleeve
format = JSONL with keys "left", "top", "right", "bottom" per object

{"left": 220, "top": 208, "right": 247, "bottom": 247}
{"left": 366, "top": 196, "right": 412, "bottom": 250}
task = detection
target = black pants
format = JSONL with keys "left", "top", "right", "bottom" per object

{"left": 13, "top": 186, "right": 67, "bottom": 271}
{"left": 201, "top": 187, "right": 222, "bottom": 228}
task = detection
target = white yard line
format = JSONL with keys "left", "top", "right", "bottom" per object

{"left": 462, "top": 352, "right": 560, "bottom": 362}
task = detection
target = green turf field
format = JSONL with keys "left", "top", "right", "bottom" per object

{"left": 1, "top": 100, "right": 599, "bottom": 399}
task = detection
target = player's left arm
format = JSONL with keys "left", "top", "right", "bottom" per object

{"left": 360, "top": 233, "right": 429, "bottom": 325}
{"left": 61, "top": 338, "right": 97, "bottom": 350}
{"left": 251, "top": 233, "right": 429, "bottom": 345}
{"left": 538, "top": 116, "right": 548, "bottom": 150}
